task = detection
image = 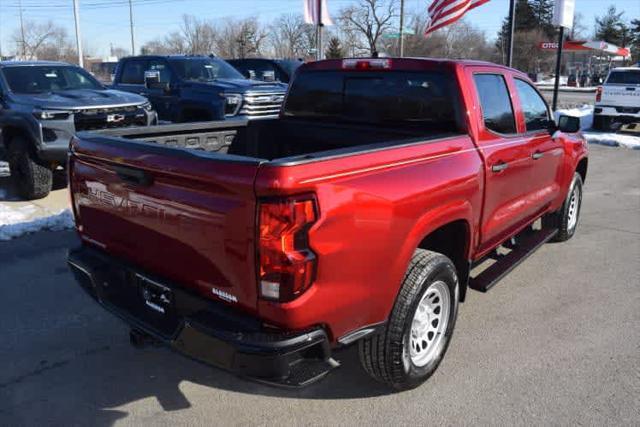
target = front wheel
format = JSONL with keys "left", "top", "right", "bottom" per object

{"left": 359, "top": 249, "right": 459, "bottom": 391}
{"left": 8, "top": 136, "right": 53, "bottom": 200}
{"left": 543, "top": 172, "right": 583, "bottom": 242}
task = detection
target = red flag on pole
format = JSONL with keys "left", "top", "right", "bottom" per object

{"left": 425, "top": 0, "right": 489, "bottom": 35}
{"left": 304, "top": 0, "right": 333, "bottom": 25}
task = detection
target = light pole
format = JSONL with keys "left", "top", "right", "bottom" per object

{"left": 129, "top": 0, "right": 135, "bottom": 55}
{"left": 73, "top": 0, "right": 83, "bottom": 67}
{"left": 399, "top": 0, "right": 405, "bottom": 57}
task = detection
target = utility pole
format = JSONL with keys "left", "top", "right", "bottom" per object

{"left": 506, "top": 0, "right": 515, "bottom": 67}
{"left": 19, "top": 0, "right": 26, "bottom": 58}
{"left": 129, "top": 0, "right": 135, "bottom": 55}
{"left": 551, "top": 26, "right": 564, "bottom": 111}
{"left": 399, "top": 0, "right": 405, "bottom": 57}
{"left": 316, "top": 0, "right": 323, "bottom": 60}
{"left": 73, "top": 0, "right": 83, "bottom": 67}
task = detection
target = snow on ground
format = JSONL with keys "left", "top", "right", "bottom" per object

{"left": 0, "top": 208, "right": 74, "bottom": 241}
{"left": 582, "top": 132, "right": 640, "bottom": 149}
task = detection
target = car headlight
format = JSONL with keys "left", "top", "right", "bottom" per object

{"left": 223, "top": 93, "right": 242, "bottom": 116}
{"left": 141, "top": 102, "right": 154, "bottom": 112}
{"left": 32, "top": 109, "right": 71, "bottom": 120}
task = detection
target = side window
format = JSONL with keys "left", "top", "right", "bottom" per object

{"left": 147, "top": 60, "right": 172, "bottom": 82}
{"left": 514, "top": 79, "right": 549, "bottom": 131}
{"left": 120, "top": 60, "right": 146, "bottom": 84}
{"left": 473, "top": 74, "right": 517, "bottom": 134}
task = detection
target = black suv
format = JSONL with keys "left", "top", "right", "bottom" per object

{"left": 0, "top": 61, "right": 156, "bottom": 199}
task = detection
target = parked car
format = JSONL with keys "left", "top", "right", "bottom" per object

{"left": 227, "top": 58, "right": 303, "bottom": 83}
{"left": 593, "top": 67, "right": 640, "bottom": 130}
{"left": 0, "top": 61, "right": 156, "bottom": 199}
{"left": 67, "top": 58, "right": 588, "bottom": 390}
{"left": 111, "top": 55, "right": 288, "bottom": 122}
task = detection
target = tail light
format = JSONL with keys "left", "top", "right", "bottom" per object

{"left": 342, "top": 58, "right": 392, "bottom": 70}
{"left": 595, "top": 86, "right": 602, "bottom": 102}
{"left": 258, "top": 196, "right": 318, "bottom": 302}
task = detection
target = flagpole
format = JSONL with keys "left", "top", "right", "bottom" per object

{"left": 316, "top": 0, "right": 323, "bottom": 61}
{"left": 506, "top": 0, "right": 515, "bottom": 67}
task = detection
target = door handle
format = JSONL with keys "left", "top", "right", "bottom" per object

{"left": 114, "top": 165, "right": 154, "bottom": 186}
{"left": 532, "top": 151, "right": 544, "bottom": 160}
{"left": 491, "top": 162, "right": 508, "bottom": 173}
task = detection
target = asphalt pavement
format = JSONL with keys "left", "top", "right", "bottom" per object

{"left": 540, "top": 88, "right": 596, "bottom": 107}
{"left": 1, "top": 144, "right": 639, "bottom": 426}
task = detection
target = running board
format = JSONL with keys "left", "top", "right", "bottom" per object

{"left": 469, "top": 227, "right": 558, "bottom": 293}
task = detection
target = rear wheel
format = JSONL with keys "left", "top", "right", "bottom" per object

{"left": 8, "top": 135, "right": 53, "bottom": 200}
{"left": 543, "top": 172, "right": 583, "bottom": 242}
{"left": 358, "top": 249, "right": 459, "bottom": 390}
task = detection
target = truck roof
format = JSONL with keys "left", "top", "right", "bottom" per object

{"left": 302, "top": 57, "right": 527, "bottom": 76}
{"left": 0, "top": 60, "right": 71, "bottom": 67}
{"left": 118, "top": 55, "right": 217, "bottom": 61}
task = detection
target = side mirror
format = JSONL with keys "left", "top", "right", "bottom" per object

{"left": 557, "top": 115, "right": 581, "bottom": 133}
{"left": 144, "top": 70, "right": 169, "bottom": 91}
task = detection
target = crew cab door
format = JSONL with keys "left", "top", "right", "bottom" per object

{"left": 469, "top": 70, "right": 537, "bottom": 253}
{"left": 144, "top": 59, "right": 179, "bottom": 121}
{"left": 512, "top": 78, "right": 563, "bottom": 210}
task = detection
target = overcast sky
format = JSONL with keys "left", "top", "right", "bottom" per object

{"left": 0, "top": 0, "right": 638, "bottom": 58}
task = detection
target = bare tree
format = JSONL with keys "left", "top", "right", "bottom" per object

{"left": 180, "top": 15, "right": 216, "bottom": 54}
{"left": 12, "top": 20, "right": 75, "bottom": 61}
{"left": 215, "top": 18, "right": 266, "bottom": 59}
{"left": 269, "top": 14, "right": 311, "bottom": 58}
{"left": 338, "top": 0, "right": 396, "bottom": 56}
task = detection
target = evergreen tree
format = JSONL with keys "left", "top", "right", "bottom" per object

{"left": 595, "top": 6, "right": 628, "bottom": 46}
{"left": 325, "top": 37, "right": 344, "bottom": 59}
{"left": 528, "top": 0, "right": 555, "bottom": 36}
{"left": 495, "top": 0, "right": 539, "bottom": 57}
{"left": 629, "top": 19, "right": 640, "bottom": 61}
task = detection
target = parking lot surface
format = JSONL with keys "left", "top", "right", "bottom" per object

{"left": 1, "top": 144, "right": 639, "bottom": 426}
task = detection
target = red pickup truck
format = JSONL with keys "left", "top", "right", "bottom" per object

{"left": 67, "top": 58, "right": 588, "bottom": 390}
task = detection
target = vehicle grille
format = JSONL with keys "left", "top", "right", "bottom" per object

{"left": 239, "top": 92, "right": 285, "bottom": 119}
{"left": 74, "top": 106, "right": 147, "bottom": 131}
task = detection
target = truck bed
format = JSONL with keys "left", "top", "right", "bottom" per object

{"left": 87, "top": 118, "right": 460, "bottom": 164}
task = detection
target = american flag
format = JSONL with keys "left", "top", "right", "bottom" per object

{"left": 424, "top": 0, "right": 490, "bottom": 35}
{"left": 303, "top": 0, "right": 334, "bottom": 26}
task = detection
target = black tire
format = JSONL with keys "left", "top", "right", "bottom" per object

{"left": 543, "top": 172, "right": 583, "bottom": 242}
{"left": 592, "top": 115, "right": 611, "bottom": 131}
{"left": 358, "top": 249, "right": 459, "bottom": 391}
{"left": 8, "top": 135, "right": 53, "bottom": 200}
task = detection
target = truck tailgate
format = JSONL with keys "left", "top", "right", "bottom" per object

{"left": 601, "top": 85, "right": 640, "bottom": 108}
{"left": 69, "top": 135, "right": 262, "bottom": 313}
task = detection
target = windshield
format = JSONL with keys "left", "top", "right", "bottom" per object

{"left": 606, "top": 70, "right": 640, "bottom": 85}
{"left": 284, "top": 70, "right": 462, "bottom": 132}
{"left": 168, "top": 58, "right": 244, "bottom": 81}
{"left": 1, "top": 65, "right": 103, "bottom": 94}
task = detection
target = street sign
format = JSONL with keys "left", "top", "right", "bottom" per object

{"left": 383, "top": 28, "right": 415, "bottom": 38}
{"left": 552, "top": 0, "right": 575, "bottom": 29}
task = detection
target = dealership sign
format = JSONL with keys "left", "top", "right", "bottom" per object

{"left": 538, "top": 40, "right": 631, "bottom": 58}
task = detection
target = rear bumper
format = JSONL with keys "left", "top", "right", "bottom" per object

{"left": 67, "top": 244, "right": 335, "bottom": 386}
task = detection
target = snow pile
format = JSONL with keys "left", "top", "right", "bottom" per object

{"left": 582, "top": 132, "right": 640, "bottom": 149}
{"left": 0, "top": 208, "right": 74, "bottom": 241}
{"left": 554, "top": 105, "right": 594, "bottom": 130}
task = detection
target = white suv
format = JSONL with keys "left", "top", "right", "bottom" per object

{"left": 594, "top": 67, "right": 640, "bottom": 130}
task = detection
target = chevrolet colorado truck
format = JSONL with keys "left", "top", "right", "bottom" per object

{"left": 0, "top": 61, "right": 156, "bottom": 199}
{"left": 593, "top": 67, "right": 640, "bottom": 130}
{"left": 111, "top": 55, "right": 287, "bottom": 122}
{"left": 67, "top": 58, "right": 588, "bottom": 390}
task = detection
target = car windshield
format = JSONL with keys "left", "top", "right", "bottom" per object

{"left": 1, "top": 65, "right": 103, "bottom": 94}
{"left": 168, "top": 58, "right": 244, "bottom": 81}
{"left": 606, "top": 70, "right": 640, "bottom": 85}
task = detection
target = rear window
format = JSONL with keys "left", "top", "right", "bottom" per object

{"left": 284, "top": 71, "right": 461, "bottom": 132}
{"left": 606, "top": 70, "right": 640, "bottom": 85}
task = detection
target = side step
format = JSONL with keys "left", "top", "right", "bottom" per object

{"left": 469, "top": 227, "right": 558, "bottom": 292}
